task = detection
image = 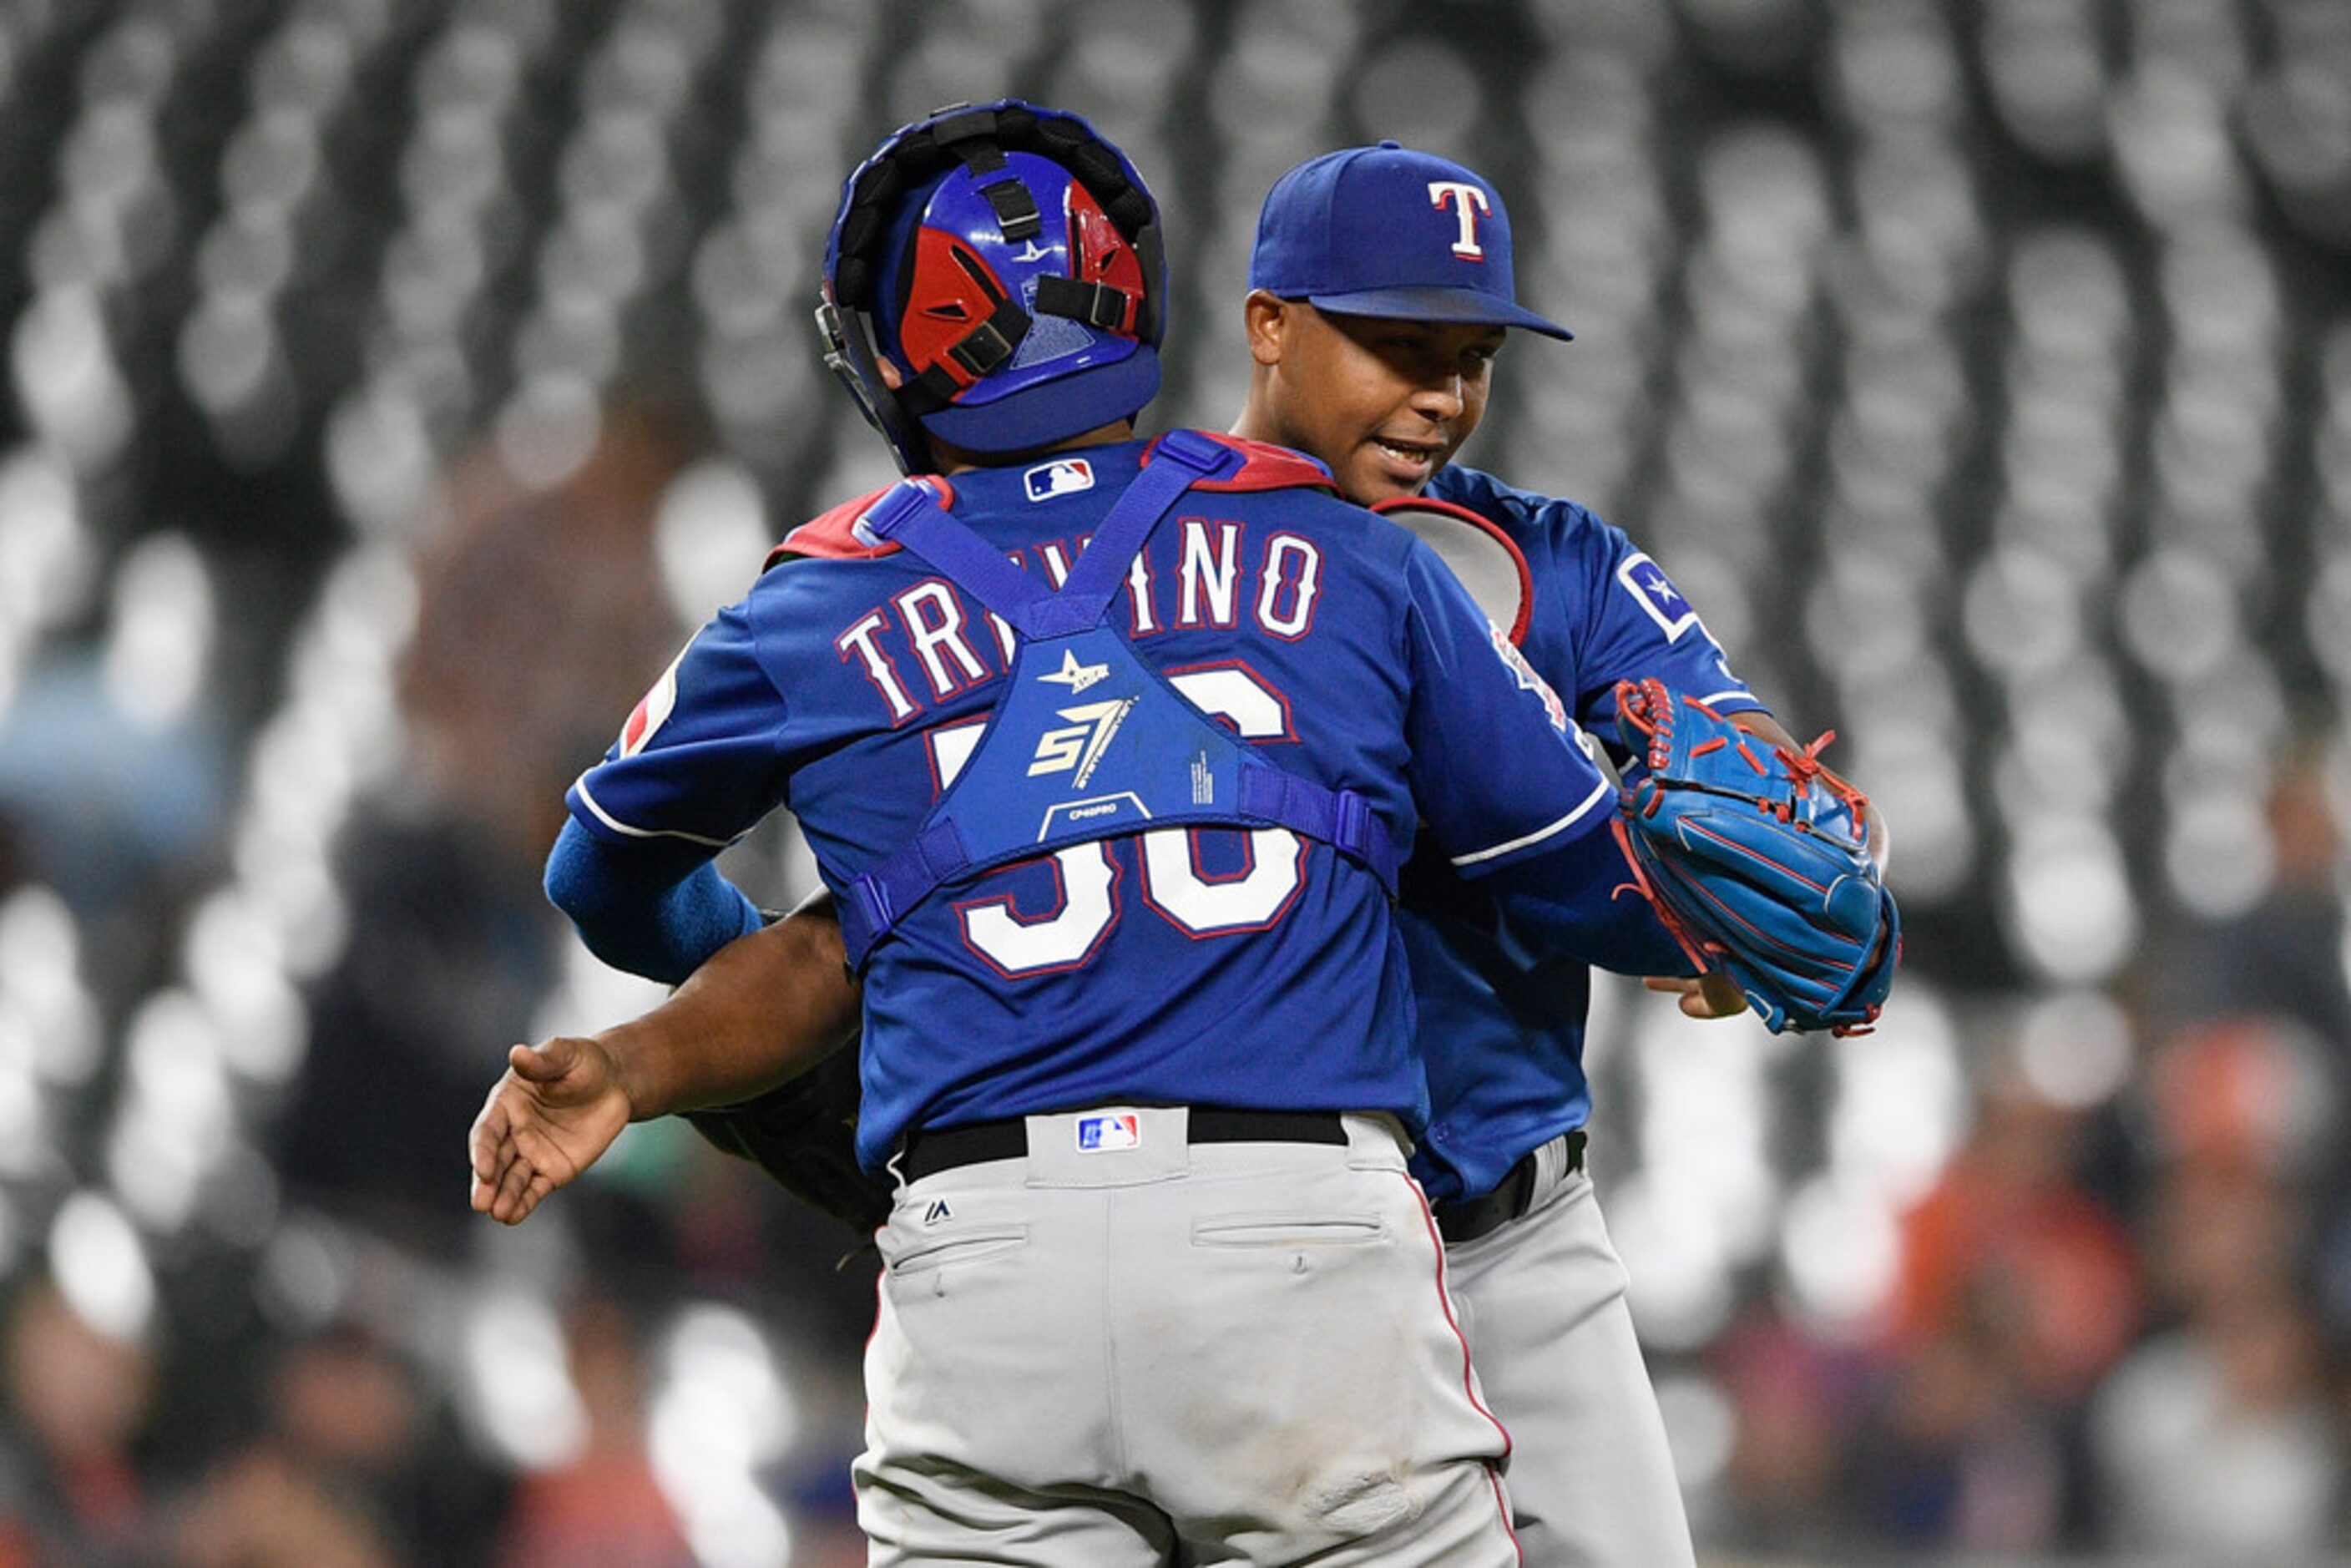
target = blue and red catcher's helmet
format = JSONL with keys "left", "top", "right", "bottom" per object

{"left": 818, "top": 101, "right": 1166, "bottom": 474}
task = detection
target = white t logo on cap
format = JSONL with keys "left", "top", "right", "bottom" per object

{"left": 1428, "top": 180, "right": 1492, "bottom": 260}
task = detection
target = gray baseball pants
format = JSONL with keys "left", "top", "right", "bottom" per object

{"left": 1443, "top": 1135, "right": 1696, "bottom": 1567}
{"left": 855, "top": 1107, "right": 1523, "bottom": 1565}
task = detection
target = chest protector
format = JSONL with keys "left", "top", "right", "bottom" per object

{"left": 837, "top": 430, "right": 1403, "bottom": 970}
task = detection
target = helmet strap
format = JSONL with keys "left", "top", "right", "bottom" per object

{"left": 1034, "top": 274, "right": 1140, "bottom": 335}
{"left": 898, "top": 244, "right": 1035, "bottom": 415}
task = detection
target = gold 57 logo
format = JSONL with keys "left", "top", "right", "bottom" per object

{"left": 1029, "top": 697, "right": 1135, "bottom": 790}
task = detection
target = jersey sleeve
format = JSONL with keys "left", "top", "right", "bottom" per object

{"left": 1398, "top": 539, "right": 1615, "bottom": 878}
{"left": 1398, "top": 537, "right": 1692, "bottom": 975}
{"left": 553, "top": 598, "right": 793, "bottom": 982}
{"left": 1564, "top": 509, "right": 1763, "bottom": 740}
{"left": 565, "top": 599, "right": 795, "bottom": 852}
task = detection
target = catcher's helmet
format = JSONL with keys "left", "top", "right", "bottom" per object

{"left": 819, "top": 100, "right": 1166, "bottom": 474}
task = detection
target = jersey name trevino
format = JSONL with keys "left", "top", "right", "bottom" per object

{"left": 836, "top": 517, "right": 1322, "bottom": 721}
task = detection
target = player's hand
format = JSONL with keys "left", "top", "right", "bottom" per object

{"left": 1643, "top": 972, "right": 1748, "bottom": 1019}
{"left": 468, "top": 1035, "right": 632, "bottom": 1225}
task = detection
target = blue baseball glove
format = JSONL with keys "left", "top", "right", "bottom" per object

{"left": 1610, "top": 678, "right": 1898, "bottom": 1034}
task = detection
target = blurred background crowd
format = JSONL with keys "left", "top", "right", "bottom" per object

{"left": 0, "top": 0, "right": 2346, "bottom": 1561}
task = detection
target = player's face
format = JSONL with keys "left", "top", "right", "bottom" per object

{"left": 1242, "top": 295, "right": 1504, "bottom": 506}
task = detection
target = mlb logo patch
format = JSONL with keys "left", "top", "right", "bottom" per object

{"left": 1024, "top": 458, "right": 1095, "bottom": 502}
{"left": 1616, "top": 551, "right": 1700, "bottom": 640}
{"left": 1075, "top": 1112, "right": 1142, "bottom": 1153}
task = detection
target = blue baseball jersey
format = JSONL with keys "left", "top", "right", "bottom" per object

{"left": 1405, "top": 464, "right": 1763, "bottom": 1202}
{"left": 567, "top": 436, "right": 1631, "bottom": 1171}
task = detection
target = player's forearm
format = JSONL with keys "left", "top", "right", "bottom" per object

{"left": 599, "top": 902, "right": 862, "bottom": 1120}
{"left": 1474, "top": 821, "right": 1696, "bottom": 978}
{"left": 544, "top": 817, "right": 764, "bottom": 984}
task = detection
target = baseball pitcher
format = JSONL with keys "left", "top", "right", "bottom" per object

{"left": 1234, "top": 142, "right": 1893, "bottom": 1565}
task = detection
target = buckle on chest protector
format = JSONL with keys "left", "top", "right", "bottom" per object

{"left": 1330, "top": 791, "right": 1375, "bottom": 861}
{"left": 1237, "top": 768, "right": 1398, "bottom": 897}
{"left": 852, "top": 482, "right": 940, "bottom": 547}
{"left": 849, "top": 879, "right": 895, "bottom": 946}
{"left": 846, "top": 819, "right": 971, "bottom": 962}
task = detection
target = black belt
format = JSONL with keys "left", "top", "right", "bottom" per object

{"left": 1434, "top": 1130, "right": 1587, "bottom": 1245}
{"left": 900, "top": 1109, "right": 1350, "bottom": 1183}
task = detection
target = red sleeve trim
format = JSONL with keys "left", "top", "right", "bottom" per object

{"left": 766, "top": 476, "right": 960, "bottom": 568}
{"left": 1145, "top": 431, "right": 1337, "bottom": 494}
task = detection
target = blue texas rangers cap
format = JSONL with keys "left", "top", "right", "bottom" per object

{"left": 1249, "top": 141, "right": 1572, "bottom": 340}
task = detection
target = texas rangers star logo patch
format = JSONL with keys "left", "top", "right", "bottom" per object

{"left": 1616, "top": 551, "right": 1700, "bottom": 640}
{"left": 1076, "top": 1112, "right": 1141, "bottom": 1152}
{"left": 1023, "top": 458, "right": 1095, "bottom": 502}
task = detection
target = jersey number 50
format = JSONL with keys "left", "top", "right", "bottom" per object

{"left": 928, "top": 665, "right": 1307, "bottom": 979}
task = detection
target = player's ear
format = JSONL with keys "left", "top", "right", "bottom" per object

{"left": 1243, "top": 290, "right": 1290, "bottom": 367}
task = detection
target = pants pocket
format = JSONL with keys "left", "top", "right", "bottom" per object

{"left": 1190, "top": 1213, "right": 1388, "bottom": 1247}
{"left": 883, "top": 1224, "right": 1030, "bottom": 1278}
